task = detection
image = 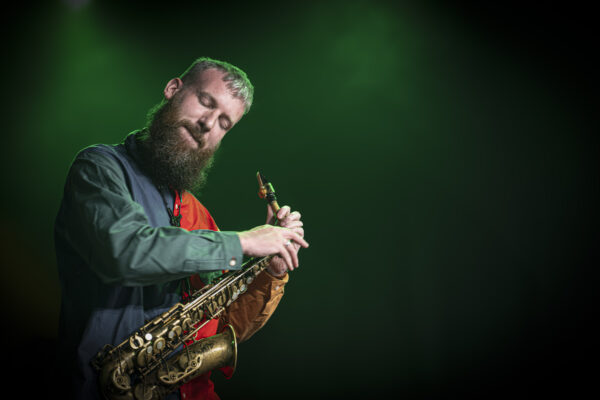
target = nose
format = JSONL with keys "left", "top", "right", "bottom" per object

{"left": 198, "top": 110, "right": 218, "bottom": 133}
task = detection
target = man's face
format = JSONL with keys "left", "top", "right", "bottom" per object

{"left": 167, "top": 68, "right": 246, "bottom": 152}
{"left": 142, "top": 68, "right": 246, "bottom": 192}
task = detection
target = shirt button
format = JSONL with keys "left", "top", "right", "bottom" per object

{"left": 229, "top": 257, "right": 237, "bottom": 267}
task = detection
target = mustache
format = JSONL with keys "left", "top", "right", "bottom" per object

{"left": 178, "top": 120, "right": 206, "bottom": 147}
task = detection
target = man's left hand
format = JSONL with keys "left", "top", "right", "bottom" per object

{"left": 266, "top": 205, "right": 305, "bottom": 277}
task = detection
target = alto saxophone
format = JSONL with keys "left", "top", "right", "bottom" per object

{"left": 92, "top": 172, "right": 281, "bottom": 400}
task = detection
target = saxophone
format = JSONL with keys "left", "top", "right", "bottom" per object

{"left": 92, "top": 172, "right": 281, "bottom": 400}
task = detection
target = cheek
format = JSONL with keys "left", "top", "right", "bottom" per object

{"left": 209, "top": 131, "right": 227, "bottom": 146}
{"left": 178, "top": 98, "right": 197, "bottom": 117}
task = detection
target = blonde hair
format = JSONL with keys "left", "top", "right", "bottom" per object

{"left": 180, "top": 57, "right": 254, "bottom": 114}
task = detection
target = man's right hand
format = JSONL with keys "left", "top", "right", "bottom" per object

{"left": 237, "top": 225, "right": 309, "bottom": 271}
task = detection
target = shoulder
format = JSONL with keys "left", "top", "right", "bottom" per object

{"left": 75, "top": 143, "right": 121, "bottom": 164}
{"left": 71, "top": 138, "right": 138, "bottom": 174}
{"left": 66, "top": 143, "right": 129, "bottom": 188}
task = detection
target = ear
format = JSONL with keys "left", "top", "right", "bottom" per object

{"left": 163, "top": 78, "right": 183, "bottom": 100}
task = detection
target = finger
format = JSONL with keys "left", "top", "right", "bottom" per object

{"left": 280, "top": 220, "right": 303, "bottom": 229}
{"left": 292, "top": 227, "right": 304, "bottom": 238}
{"left": 286, "top": 230, "right": 309, "bottom": 248}
{"left": 266, "top": 205, "right": 275, "bottom": 224}
{"left": 285, "top": 240, "right": 299, "bottom": 268}
{"left": 285, "top": 210, "right": 301, "bottom": 221}
{"left": 284, "top": 229, "right": 309, "bottom": 248}
{"left": 277, "top": 205, "right": 291, "bottom": 221}
{"left": 280, "top": 243, "right": 295, "bottom": 270}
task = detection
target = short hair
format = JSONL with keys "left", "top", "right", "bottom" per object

{"left": 179, "top": 57, "right": 254, "bottom": 114}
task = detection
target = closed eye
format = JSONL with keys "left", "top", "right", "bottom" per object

{"left": 219, "top": 116, "right": 232, "bottom": 131}
{"left": 198, "top": 92, "right": 216, "bottom": 108}
{"left": 197, "top": 90, "right": 233, "bottom": 130}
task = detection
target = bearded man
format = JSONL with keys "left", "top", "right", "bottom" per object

{"left": 54, "top": 57, "right": 308, "bottom": 400}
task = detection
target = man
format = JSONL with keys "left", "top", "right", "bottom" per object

{"left": 54, "top": 57, "right": 308, "bottom": 400}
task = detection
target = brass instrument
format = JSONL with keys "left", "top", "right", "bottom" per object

{"left": 92, "top": 172, "right": 281, "bottom": 400}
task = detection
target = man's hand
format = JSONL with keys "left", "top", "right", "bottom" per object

{"left": 237, "top": 205, "right": 308, "bottom": 277}
{"left": 266, "top": 205, "right": 306, "bottom": 277}
{"left": 238, "top": 204, "right": 308, "bottom": 275}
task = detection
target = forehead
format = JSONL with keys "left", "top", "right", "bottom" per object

{"left": 188, "top": 68, "right": 246, "bottom": 123}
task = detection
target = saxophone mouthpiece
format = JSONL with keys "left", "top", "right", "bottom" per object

{"left": 257, "top": 172, "right": 275, "bottom": 197}
{"left": 257, "top": 171, "right": 269, "bottom": 185}
{"left": 257, "top": 171, "right": 266, "bottom": 199}
{"left": 256, "top": 171, "right": 279, "bottom": 212}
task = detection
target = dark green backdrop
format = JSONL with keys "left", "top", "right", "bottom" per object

{"left": 1, "top": 1, "right": 596, "bottom": 398}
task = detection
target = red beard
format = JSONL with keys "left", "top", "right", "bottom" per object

{"left": 138, "top": 94, "right": 219, "bottom": 193}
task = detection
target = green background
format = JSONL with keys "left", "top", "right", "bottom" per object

{"left": 1, "top": 1, "right": 596, "bottom": 398}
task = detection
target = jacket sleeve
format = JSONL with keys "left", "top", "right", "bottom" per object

{"left": 219, "top": 270, "right": 289, "bottom": 343}
{"left": 56, "top": 149, "right": 243, "bottom": 287}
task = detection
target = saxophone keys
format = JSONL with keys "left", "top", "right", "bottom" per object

{"left": 135, "top": 343, "right": 157, "bottom": 367}
{"left": 111, "top": 367, "right": 131, "bottom": 391}
{"left": 189, "top": 308, "right": 204, "bottom": 322}
{"left": 154, "top": 337, "right": 166, "bottom": 353}
{"left": 168, "top": 325, "right": 183, "bottom": 339}
{"left": 130, "top": 334, "right": 145, "bottom": 350}
{"left": 206, "top": 302, "right": 216, "bottom": 315}
{"left": 136, "top": 348, "right": 148, "bottom": 367}
{"left": 182, "top": 317, "right": 193, "bottom": 330}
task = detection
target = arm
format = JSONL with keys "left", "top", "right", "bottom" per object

{"left": 56, "top": 149, "right": 243, "bottom": 286}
